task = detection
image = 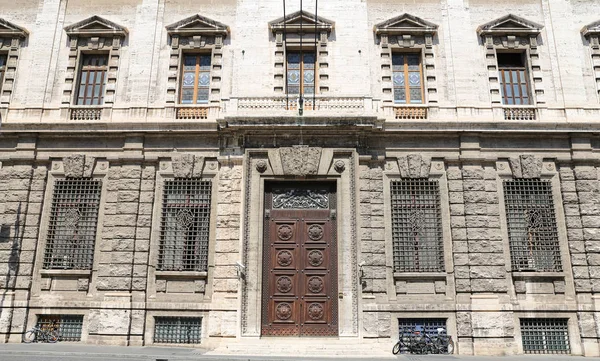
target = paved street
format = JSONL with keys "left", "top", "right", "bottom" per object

{"left": 1, "top": 344, "right": 600, "bottom": 361}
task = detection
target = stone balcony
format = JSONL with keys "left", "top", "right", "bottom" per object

{"left": 2, "top": 97, "right": 600, "bottom": 133}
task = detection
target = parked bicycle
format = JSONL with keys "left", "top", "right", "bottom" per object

{"left": 22, "top": 321, "right": 59, "bottom": 343}
{"left": 392, "top": 326, "right": 454, "bottom": 355}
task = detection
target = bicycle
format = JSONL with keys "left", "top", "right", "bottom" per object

{"left": 22, "top": 323, "right": 59, "bottom": 343}
{"left": 392, "top": 326, "right": 454, "bottom": 355}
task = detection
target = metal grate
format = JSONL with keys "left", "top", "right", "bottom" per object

{"left": 154, "top": 317, "right": 202, "bottom": 344}
{"left": 158, "top": 179, "right": 211, "bottom": 272}
{"left": 43, "top": 179, "right": 102, "bottom": 270}
{"left": 504, "top": 179, "right": 561, "bottom": 272}
{"left": 520, "top": 318, "right": 570, "bottom": 354}
{"left": 37, "top": 315, "right": 84, "bottom": 342}
{"left": 390, "top": 179, "right": 444, "bottom": 272}
{"left": 398, "top": 318, "right": 448, "bottom": 353}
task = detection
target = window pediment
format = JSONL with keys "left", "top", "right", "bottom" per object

{"left": 64, "top": 15, "right": 128, "bottom": 38}
{"left": 166, "top": 14, "right": 229, "bottom": 37}
{"left": 0, "top": 18, "right": 28, "bottom": 39}
{"left": 477, "top": 14, "right": 542, "bottom": 37}
{"left": 374, "top": 14, "right": 438, "bottom": 36}
{"left": 270, "top": 10, "right": 334, "bottom": 33}
{"left": 582, "top": 20, "right": 600, "bottom": 38}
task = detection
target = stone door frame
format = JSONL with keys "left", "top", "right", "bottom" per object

{"left": 240, "top": 148, "right": 359, "bottom": 338}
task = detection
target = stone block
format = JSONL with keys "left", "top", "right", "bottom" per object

{"left": 470, "top": 279, "right": 507, "bottom": 292}
{"left": 208, "top": 311, "right": 237, "bottom": 337}
{"left": 469, "top": 266, "right": 505, "bottom": 279}
{"left": 88, "top": 309, "right": 130, "bottom": 335}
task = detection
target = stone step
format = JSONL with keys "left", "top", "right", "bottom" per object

{"left": 207, "top": 338, "right": 394, "bottom": 358}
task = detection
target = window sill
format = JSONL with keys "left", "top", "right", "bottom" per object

{"left": 40, "top": 269, "right": 92, "bottom": 277}
{"left": 512, "top": 272, "right": 564, "bottom": 280}
{"left": 155, "top": 271, "right": 208, "bottom": 279}
{"left": 393, "top": 272, "right": 447, "bottom": 280}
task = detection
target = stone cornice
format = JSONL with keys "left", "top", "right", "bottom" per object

{"left": 582, "top": 20, "right": 600, "bottom": 38}
{"left": 269, "top": 10, "right": 334, "bottom": 33}
{"left": 0, "top": 18, "right": 28, "bottom": 38}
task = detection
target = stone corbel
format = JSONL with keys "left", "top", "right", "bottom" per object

{"left": 396, "top": 154, "right": 432, "bottom": 179}
{"left": 485, "top": 35, "right": 494, "bottom": 49}
{"left": 508, "top": 154, "right": 543, "bottom": 179}
{"left": 529, "top": 35, "right": 538, "bottom": 49}
{"left": 381, "top": 33, "right": 388, "bottom": 48}
{"left": 63, "top": 154, "right": 96, "bottom": 178}
{"left": 171, "top": 154, "right": 206, "bottom": 178}
{"left": 275, "top": 32, "right": 283, "bottom": 46}
{"left": 399, "top": 34, "right": 414, "bottom": 48}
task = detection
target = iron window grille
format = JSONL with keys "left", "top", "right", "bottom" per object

{"left": 43, "top": 179, "right": 102, "bottom": 270}
{"left": 504, "top": 179, "right": 561, "bottom": 272}
{"left": 398, "top": 318, "right": 448, "bottom": 353}
{"left": 36, "top": 315, "right": 84, "bottom": 342}
{"left": 391, "top": 179, "right": 444, "bottom": 272}
{"left": 520, "top": 318, "right": 570, "bottom": 354}
{"left": 158, "top": 179, "right": 212, "bottom": 272}
{"left": 154, "top": 317, "right": 202, "bottom": 344}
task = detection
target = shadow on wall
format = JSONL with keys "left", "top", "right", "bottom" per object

{"left": 0, "top": 202, "right": 23, "bottom": 343}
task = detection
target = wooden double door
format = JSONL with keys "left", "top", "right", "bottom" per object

{"left": 261, "top": 182, "right": 338, "bottom": 336}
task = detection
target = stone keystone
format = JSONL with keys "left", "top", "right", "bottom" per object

{"left": 397, "top": 153, "right": 431, "bottom": 178}
{"left": 509, "top": 154, "right": 543, "bottom": 179}
{"left": 64, "top": 154, "right": 96, "bottom": 178}
{"left": 172, "top": 153, "right": 205, "bottom": 178}
{"left": 279, "top": 146, "right": 322, "bottom": 177}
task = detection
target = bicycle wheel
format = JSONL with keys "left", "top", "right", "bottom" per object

{"left": 392, "top": 341, "right": 402, "bottom": 355}
{"left": 47, "top": 330, "right": 59, "bottom": 343}
{"left": 22, "top": 330, "right": 36, "bottom": 343}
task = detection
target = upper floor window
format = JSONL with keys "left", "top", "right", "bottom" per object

{"left": 390, "top": 179, "right": 444, "bottom": 272}
{"left": 287, "top": 51, "right": 316, "bottom": 95}
{"left": 0, "top": 54, "right": 6, "bottom": 90}
{"left": 503, "top": 179, "right": 561, "bottom": 272}
{"left": 0, "top": 18, "right": 29, "bottom": 106}
{"left": 180, "top": 54, "right": 211, "bottom": 104}
{"left": 43, "top": 178, "right": 102, "bottom": 270}
{"left": 76, "top": 54, "right": 108, "bottom": 106}
{"left": 392, "top": 53, "right": 423, "bottom": 104}
{"left": 498, "top": 52, "right": 530, "bottom": 105}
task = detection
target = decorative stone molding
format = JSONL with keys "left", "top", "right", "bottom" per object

{"left": 396, "top": 154, "right": 431, "bottom": 178}
{"left": 477, "top": 14, "right": 544, "bottom": 104}
{"left": 582, "top": 20, "right": 600, "bottom": 100}
{"left": 508, "top": 154, "right": 543, "bottom": 179}
{"left": 269, "top": 11, "right": 334, "bottom": 94}
{"left": 63, "top": 16, "right": 128, "bottom": 107}
{"left": 333, "top": 160, "right": 345, "bottom": 173}
{"left": 165, "top": 15, "right": 229, "bottom": 106}
{"left": 63, "top": 154, "right": 96, "bottom": 178}
{"left": 375, "top": 14, "right": 439, "bottom": 105}
{"left": 0, "top": 18, "right": 28, "bottom": 106}
{"left": 279, "top": 146, "right": 322, "bottom": 176}
{"left": 171, "top": 154, "right": 205, "bottom": 178}
{"left": 255, "top": 159, "right": 268, "bottom": 173}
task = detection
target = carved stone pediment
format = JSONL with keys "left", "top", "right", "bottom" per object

{"left": 166, "top": 14, "right": 229, "bottom": 37}
{"left": 477, "top": 14, "right": 543, "bottom": 37}
{"left": 172, "top": 154, "right": 205, "bottom": 178}
{"left": 0, "top": 18, "right": 28, "bottom": 38}
{"left": 397, "top": 154, "right": 431, "bottom": 179}
{"left": 270, "top": 10, "right": 334, "bottom": 33}
{"left": 374, "top": 14, "right": 437, "bottom": 36}
{"left": 279, "top": 146, "right": 322, "bottom": 177}
{"left": 65, "top": 15, "right": 128, "bottom": 38}
{"left": 63, "top": 154, "right": 96, "bottom": 178}
{"left": 582, "top": 20, "right": 600, "bottom": 38}
{"left": 508, "top": 154, "right": 543, "bottom": 179}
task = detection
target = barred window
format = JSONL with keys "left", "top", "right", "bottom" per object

{"left": 390, "top": 179, "right": 444, "bottom": 272}
{"left": 154, "top": 317, "right": 201, "bottom": 344}
{"left": 158, "top": 179, "right": 212, "bottom": 272}
{"left": 504, "top": 179, "right": 561, "bottom": 272}
{"left": 0, "top": 54, "right": 6, "bottom": 91}
{"left": 398, "top": 318, "right": 449, "bottom": 354}
{"left": 43, "top": 179, "right": 101, "bottom": 270}
{"left": 520, "top": 318, "right": 570, "bottom": 354}
{"left": 37, "top": 315, "right": 84, "bottom": 342}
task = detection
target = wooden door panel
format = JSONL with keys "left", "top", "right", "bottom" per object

{"left": 262, "top": 183, "right": 338, "bottom": 337}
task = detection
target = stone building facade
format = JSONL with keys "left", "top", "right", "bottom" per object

{"left": 1, "top": 0, "right": 600, "bottom": 357}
